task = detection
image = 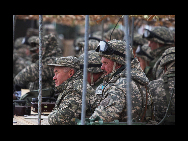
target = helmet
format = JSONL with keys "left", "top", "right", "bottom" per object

{"left": 104, "top": 29, "right": 124, "bottom": 41}
{"left": 96, "top": 39, "right": 133, "bottom": 65}
{"left": 143, "top": 26, "right": 174, "bottom": 45}
{"left": 136, "top": 44, "right": 154, "bottom": 62}
{"left": 79, "top": 50, "right": 103, "bottom": 73}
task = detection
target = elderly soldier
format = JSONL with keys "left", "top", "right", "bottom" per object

{"left": 148, "top": 47, "right": 175, "bottom": 125}
{"left": 47, "top": 56, "right": 96, "bottom": 125}
{"left": 142, "top": 26, "right": 174, "bottom": 80}
{"left": 89, "top": 39, "right": 149, "bottom": 122}
{"left": 14, "top": 34, "right": 62, "bottom": 91}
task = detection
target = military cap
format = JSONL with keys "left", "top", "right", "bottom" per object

{"left": 28, "top": 36, "right": 39, "bottom": 51}
{"left": 160, "top": 47, "right": 175, "bottom": 67}
{"left": 136, "top": 44, "right": 154, "bottom": 62}
{"left": 98, "top": 39, "right": 134, "bottom": 65}
{"left": 143, "top": 26, "right": 174, "bottom": 45}
{"left": 48, "top": 56, "right": 80, "bottom": 70}
{"left": 104, "top": 29, "right": 124, "bottom": 41}
{"left": 79, "top": 50, "right": 103, "bottom": 73}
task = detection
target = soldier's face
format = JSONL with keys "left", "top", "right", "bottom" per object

{"left": 101, "top": 57, "right": 116, "bottom": 75}
{"left": 53, "top": 67, "right": 71, "bottom": 87}
{"left": 148, "top": 41, "right": 159, "bottom": 50}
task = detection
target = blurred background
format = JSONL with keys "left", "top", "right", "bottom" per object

{"left": 13, "top": 15, "right": 175, "bottom": 57}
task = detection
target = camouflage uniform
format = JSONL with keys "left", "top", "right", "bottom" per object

{"left": 13, "top": 37, "right": 32, "bottom": 78}
{"left": 142, "top": 26, "right": 175, "bottom": 80}
{"left": 77, "top": 39, "right": 100, "bottom": 57}
{"left": 47, "top": 56, "right": 97, "bottom": 125}
{"left": 104, "top": 29, "right": 124, "bottom": 41}
{"left": 14, "top": 34, "right": 62, "bottom": 91}
{"left": 132, "top": 34, "right": 148, "bottom": 50}
{"left": 79, "top": 50, "right": 104, "bottom": 88}
{"left": 90, "top": 39, "right": 150, "bottom": 122}
{"left": 148, "top": 47, "right": 175, "bottom": 124}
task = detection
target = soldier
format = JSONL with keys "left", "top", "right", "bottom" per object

{"left": 79, "top": 50, "right": 105, "bottom": 89}
{"left": 47, "top": 56, "right": 96, "bottom": 125}
{"left": 136, "top": 44, "right": 154, "bottom": 80}
{"left": 142, "top": 26, "right": 174, "bottom": 80}
{"left": 104, "top": 29, "right": 125, "bottom": 41}
{"left": 14, "top": 34, "right": 62, "bottom": 91}
{"left": 148, "top": 47, "right": 175, "bottom": 125}
{"left": 90, "top": 39, "right": 150, "bottom": 122}
{"left": 132, "top": 34, "right": 148, "bottom": 57}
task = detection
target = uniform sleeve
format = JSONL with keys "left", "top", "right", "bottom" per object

{"left": 48, "top": 91, "right": 82, "bottom": 125}
{"left": 89, "top": 86, "right": 126, "bottom": 122}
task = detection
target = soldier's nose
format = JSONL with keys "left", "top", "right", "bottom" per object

{"left": 53, "top": 75, "right": 57, "bottom": 80}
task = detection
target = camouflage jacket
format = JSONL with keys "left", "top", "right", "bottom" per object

{"left": 90, "top": 58, "right": 149, "bottom": 122}
{"left": 14, "top": 34, "right": 62, "bottom": 91}
{"left": 148, "top": 47, "right": 175, "bottom": 124}
{"left": 145, "top": 45, "right": 171, "bottom": 81}
{"left": 48, "top": 70, "right": 97, "bottom": 125}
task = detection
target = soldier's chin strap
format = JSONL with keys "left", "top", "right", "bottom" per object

{"left": 91, "top": 73, "right": 94, "bottom": 86}
{"left": 112, "top": 62, "right": 116, "bottom": 72}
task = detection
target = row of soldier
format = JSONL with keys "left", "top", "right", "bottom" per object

{"left": 13, "top": 26, "right": 175, "bottom": 125}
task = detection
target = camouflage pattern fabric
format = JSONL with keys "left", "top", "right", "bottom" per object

{"left": 148, "top": 47, "right": 175, "bottom": 124}
{"left": 99, "top": 39, "right": 134, "bottom": 65}
{"left": 132, "top": 34, "right": 148, "bottom": 49}
{"left": 14, "top": 34, "right": 62, "bottom": 91}
{"left": 28, "top": 36, "right": 39, "bottom": 51}
{"left": 77, "top": 39, "right": 100, "bottom": 57}
{"left": 104, "top": 29, "right": 124, "bottom": 41}
{"left": 79, "top": 50, "right": 103, "bottom": 73}
{"left": 136, "top": 44, "right": 153, "bottom": 62}
{"left": 151, "top": 45, "right": 173, "bottom": 80}
{"left": 143, "top": 26, "right": 174, "bottom": 45}
{"left": 48, "top": 69, "right": 98, "bottom": 125}
{"left": 48, "top": 56, "right": 80, "bottom": 70}
{"left": 90, "top": 57, "right": 150, "bottom": 122}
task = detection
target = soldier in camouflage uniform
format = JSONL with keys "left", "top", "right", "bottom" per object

{"left": 90, "top": 39, "right": 150, "bottom": 122}
{"left": 47, "top": 56, "right": 97, "bottom": 125}
{"left": 142, "top": 26, "right": 174, "bottom": 80}
{"left": 14, "top": 34, "right": 62, "bottom": 91}
{"left": 79, "top": 50, "right": 105, "bottom": 90}
{"left": 136, "top": 44, "right": 154, "bottom": 78}
{"left": 132, "top": 34, "right": 148, "bottom": 57}
{"left": 148, "top": 47, "right": 175, "bottom": 124}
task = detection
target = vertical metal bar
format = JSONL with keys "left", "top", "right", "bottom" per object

{"left": 81, "top": 15, "right": 89, "bottom": 125}
{"left": 123, "top": 15, "right": 132, "bottom": 125}
{"left": 13, "top": 15, "right": 16, "bottom": 48}
{"left": 38, "top": 15, "right": 43, "bottom": 125}
{"left": 101, "top": 19, "right": 104, "bottom": 40}
{"left": 130, "top": 17, "right": 135, "bottom": 48}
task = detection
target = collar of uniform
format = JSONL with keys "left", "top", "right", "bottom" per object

{"left": 150, "top": 45, "right": 171, "bottom": 58}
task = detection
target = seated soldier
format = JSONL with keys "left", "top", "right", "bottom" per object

{"left": 89, "top": 39, "right": 150, "bottom": 122}
{"left": 148, "top": 47, "right": 175, "bottom": 125}
{"left": 47, "top": 56, "right": 96, "bottom": 125}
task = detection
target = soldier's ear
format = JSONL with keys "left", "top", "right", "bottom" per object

{"left": 69, "top": 69, "right": 75, "bottom": 77}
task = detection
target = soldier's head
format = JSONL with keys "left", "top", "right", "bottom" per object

{"left": 96, "top": 39, "right": 133, "bottom": 75}
{"left": 48, "top": 56, "right": 80, "bottom": 87}
{"left": 104, "top": 29, "right": 124, "bottom": 41}
{"left": 28, "top": 36, "right": 39, "bottom": 54}
{"left": 142, "top": 26, "right": 174, "bottom": 50}
{"left": 79, "top": 50, "right": 103, "bottom": 85}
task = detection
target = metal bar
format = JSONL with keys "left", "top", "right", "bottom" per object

{"left": 130, "top": 17, "right": 135, "bottom": 48}
{"left": 81, "top": 15, "right": 89, "bottom": 125}
{"left": 13, "top": 15, "right": 16, "bottom": 48}
{"left": 123, "top": 15, "right": 132, "bottom": 125}
{"left": 38, "top": 15, "right": 43, "bottom": 125}
{"left": 101, "top": 19, "right": 104, "bottom": 40}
